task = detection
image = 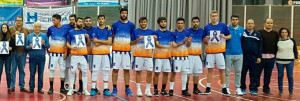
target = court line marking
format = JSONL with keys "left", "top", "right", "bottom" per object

{"left": 87, "top": 83, "right": 128, "bottom": 101}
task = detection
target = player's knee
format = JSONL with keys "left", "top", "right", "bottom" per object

{"left": 193, "top": 73, "right": 199, "bottom": 77}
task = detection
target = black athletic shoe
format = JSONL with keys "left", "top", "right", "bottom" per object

{"left": 48, "top": 88, "right": 53, "bottom": 94}
{"left": 181, "top": 90, "right": 191, "bottom": 96}
{"left": 193, "top": 88, "right": 202, "bottom": 94}
{"left": 168, "top": 89, "right": 174, "bottom": 96}
{"left": 154, "top": 89, "right": 159, "bottom": 96}
{"left": 60, "top": 88, "right": 67, "bottom": 93}
{"left": 203, "top": 87, "right": 211, "bottom": 95}
{"left": 222, "top": 88, "right": 230, "bottom": 96}
{"left": 160, "top": 89, "right": 168, "bottom": 96}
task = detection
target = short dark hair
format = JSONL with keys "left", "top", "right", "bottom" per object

{"left": 84, "top": 16, "right": 92, "bottom": 21}
{"left": 231, "top": 14, "right": 239, "bottom": 19}
{"left": 15, "top": 16, "right": 23, "bottom": 21}
{"left": 98, "top": 15, "right": 105, "bottom": 19}
{"left": 69, "top": 14, "right": 76, "bottom": 19}
{"left": 278, "top": 28, "right": 291, "bottom": 38}
{"left": 139, "top": 17, "right": 147, "bottom": 23}
{"left": 76, "top": 17, "right": 83, "bottom": 22}
{"left": 176, "top": 17, "right": 185, "bottom": 23}
{"left": 157, "top": 17, "right": 167, "bottom": 24}
{"left": 191, "top": 16, "right": 200, "bottom": 22}
{"left": 120, "top": 8, "right": 128, "bottom": 14}
{"left": 52, "top": 14, "right": 61, "bottom": 21}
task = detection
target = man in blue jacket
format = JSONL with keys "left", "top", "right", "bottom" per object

{"left": 240, "top": 19, "right": 262, "bottom": 95}
{"left": 25, "top": 22, "right": 50, "bottom": 94}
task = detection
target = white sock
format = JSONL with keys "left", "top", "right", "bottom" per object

{"left": 92, "top": 82, "right": 96, "bottom": 89}
{"left": 82, "top": 72, "right": 87, "bottom": 90}
{"left": 137, "top": 83, "right": 141, "bottom": 90}
{"left": 104, "top": 83, "right": 108, "bottom": 89}
{"left": 69, "top": 71, "right": 75, "bottom": 90}
{"left": 222, "top": 84, "right": 226, "bottom": 88}
{"left": 146, "top": 83, "right": 151, "bottom": 90}
{"left": 170, "top": 82, "right": 175, "bottom": 90}
{"left": 182, "top": 72, "right": 187, "bottom": 90}
{"left": 207, "top": 83, "right": 211, "bottom": 88}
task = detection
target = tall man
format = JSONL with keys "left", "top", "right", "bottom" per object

{"left": 203, "top": 10, "right": 231, "bottom": 95}
{"left": 186, "top": 16, "right": 204, "bottom": 94}
{"left": 111, "top": 8, "right": 135, "bottom": 96}
{"left": 25, "top": 22, "right": 50, "bottom": 94}
{"left": 9, "top": 16, "right": 30, "bottom": 92}
{"left": 47, "top": 14, "right": 69, "bottom": 94}
{"left": 90, "top": 15, "right": 112, "bottom": 96}
{"left": 225, "top": 15, "right": 244, "bottom": 96}
{"left": 66, "top": 17, "right": 91, "bottom": 96}
{"left": 130, "top": 17, "right": 154, "bottom": 97}
{"left": 257, "top": 18, "right": 279, "bottom": 94}
{"left": 153, "top": 17, "right": 172, "bottom": 96}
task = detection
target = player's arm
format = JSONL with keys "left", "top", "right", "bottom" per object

{"left": 85, "top": 34, "right": 91, "bottom": 47}
{"left": 175, "top": 37, "right": 188, "bottom": 48}
{"left": 220, "top": 34, "right": 231, "bottom": 40}
{"left": 130, "top": 36, "right": 143, "bottom": 45}
{"left": 155, "top": 41, "right": 166, "bottom": 48}
{"left": 93, "top": 38, "right": 112, "bottom": 45}
{"left": 187, "top": 37, "right": 192, "bottom": 47}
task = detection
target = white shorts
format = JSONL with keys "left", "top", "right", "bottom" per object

{"left": 172, "top": 57, "right": 189, "bottom": 73}
{"left": 88, "top": 55, "right": 93, "bottom": 70}
{"left": 154, "top": 59, "right": 171, "bottom": 73}
{"left": 92, "top": 54, "right": 111, "bottom": 71}
{"left": 66, "top": 54, "right": 71, "bottom": 68}
{"left": 70, "top": 55, "right": 88, "bottom": 73}
{"left": 188, "top": 55, "right": 203, "bottom": 74}
{"left": 205, "top": 53, "right": 225, "bottom": 69}
{"left": 112, "top": 51, "right": 131, "bottom": 70}
{"left": 133, "top": 57, "right": 153, "bottom": 71}
{"left": 48, "top": 53, "right": 66, "bottom": 70}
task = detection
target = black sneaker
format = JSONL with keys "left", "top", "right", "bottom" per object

{"left": 222, "top": 88, "right": 230, "bottom": 96}
{"left": 263, "top": 91, "right": 273, "bottom": 95}
{"left": 289, "top": 91, "right": 293, "bottom": 96}
{"left": 65, "top": 84, "right": 69, "bottom": 90}
{"left": 160, "top": 89, "right": 168, "bottom": 96}
{"left": 182, "top": 90, "right": 191, "bottom": 96}
{"left": 8, "top": 89, "right": 12, "bottom": 94}
{"left": 28, "top": 90, "right": 34, "bottom": 93}
{"left": 153, "top": 89, "right": 159, "bottom": 96}
{"left": 38, "top": 90, "right": 44, "bottom": 94}
{"left": 279, "top": 91, "right": 283, "bottom": 96}
{"left": 20, "top": 88, "right": 28, "bottom": 92}
{"left": 95, "top": 89, "right": 101, "bottom": 95}
{"left": 11, "top": 88, "right": 15, "bottom": 92}
{"left": 60, "top": 88, "right": 67, "bottom": 93}
{"left": 77, "top": 88, "right": 83, "bottom": 94}
{"left": 48, "top": 88, "right": 53, "bottom": 94}
{"left": 168, "top": 89, "right": 174, "bottom": 96}
{"left": 193, "top": 88, "right": 202, "bottom": 94}
{"left": 203, "top": 87, "right": 211, "bottom": 95}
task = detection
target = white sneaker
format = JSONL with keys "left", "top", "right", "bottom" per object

{"left": 82, "top": 89, "right": 90, "bottom": 96}
{"left": 235, "top": 88, "right": 243, "bottom": 96}
{"left": 67, "top": 89, "right": 73, "bottom": 96}
{"left": 137, "top": 89, "right": 143, "bottom": 97}
{"left": 226, "top": 88, "right": 231, "bottom": 95}
{"left": 145, "top": 89, "right": 152, "bottom": 97}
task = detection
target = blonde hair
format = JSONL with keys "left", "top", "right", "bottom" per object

{"left": 210, "top": 10, "right": 218, "bottom": 16}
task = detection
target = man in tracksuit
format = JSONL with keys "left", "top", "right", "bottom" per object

{"left": 240, "top": 19, "right": 262, "bottom": 95}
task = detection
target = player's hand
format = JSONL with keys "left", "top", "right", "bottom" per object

{"left": 85, "top": 34, "right": 89, "bottom": 38}
{"left": 106, "top": 25, "right": 111, "bottom": 30}
{"left": 9, "top": 47, "right": 12, "bottom": 51}
{"left": 29, "top": 44, "right": 33, "bottom": 49}
{"left": 63, "top": 54, "right": 68, "bottom": 60}
{"left": 93, "top": 38, "right": 98, "bottom": 43}
{"left": 138, "top": 36, "right": 144, "bottom": 40}
{"left": 153, "top": 35, "right": 157, "bottom": 41}
{"left": 15, "top": 31, "right": 20, "bottom": 34}
{"left": 220, "top": 34, "right": 225, "bottom": 38}
{"left": 256, "top": 58, "right": 261, "bottom": 63}
{"left": 295, "top": 59, "right": 300, "bottom": 63}
{"left": 188, "top": 37, "right": 193, "bottom": 42}
{"left": 41, "top": 40, "right": 45, "bottom": 45}
{"left": 183, "top": 37, "right": 188, "bottom": 44}
{"left": 70, "top": 46, "right": 77, "bottom": 50}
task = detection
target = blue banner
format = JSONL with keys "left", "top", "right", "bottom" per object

{"left": 78, "top": 0, "right": 119, "bottom": 6}
{"left": 0, "top": 7, "right": 22, "bottom": 27}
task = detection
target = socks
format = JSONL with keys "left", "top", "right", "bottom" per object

{"left": 182, "top": 72, "right": 187, "bottom": 90}
{"left": 50, "top": 81, "right": 54, "bottom": 89}
{"left": 170, "top": 82, "right": 175, "bottom": 90}
{"left": 194, "top": 84, "right": 198, "bottom": 89}
{"left": 79, "top": 80, "right": 83, "bottom": 90}
{"left": 154, "top": 84, "right": 158, "bottom": 89}
{"left": 137, "top": 83, "right": 141, "bottom": 90}
{"left": 113, "top": 85, "right": 117, "bottom": 88}
{"left": 92, "top": 82, "right": 96, "bottom": 89}
{"left": 186, "top": 83, "right": 189, "bottom": 90}
{"left": 162, "top": 84, "right": 166, "bottom": 90}
{"left": 60, "top": 80, "right": 65, "bottom": 89}
{"left": 222, "top": 84, "right": 226, "bottom": 88}
{"left": 125, "top": 85, "right": 129, "bottom": 89}
{"left": 146, "top": 83, "right": 151, "bottom": 90}
{"left": 82, "top": 73, "right": 87, "bottom": 90}
{"left": 207, "top": 83, "right": 211, "bottom": 88}
{"left": 104, "top": 83, "right": 108, "bottom": 89}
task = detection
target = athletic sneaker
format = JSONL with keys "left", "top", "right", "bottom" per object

{"left": 125, "top": 88, "right": 134, "bottom": 96}
{"left": 241, "top": 89, "right": 246, "bottom": 95}
{"left": 222, "top": 88, "right": 230, "bottom": 96}
{"left": 65, "top": 84, "right": 69, "bottom": 90}
{"left": 168, "top": 89, "right": 174, "bottom": 96}
{"left": 67, "top": 89, "right": 73, "bottom": 96}
{"left": 203, "top": 87, "right": 211, "bottom": 95}
{"left": 181, "top": 90, "right": 191, "bottom": 96}
{"left": 103, "top": 89, "right": 111, "bottom": 96}
{"left": 82, "top": 89, "right": 90, "bottom": 96}
{"left": 193, "top": 88, "right": 202, "bottom": 94}
{"left": 160, "top": 89, "right": 168, "bottom": 96}
{"left": 112, "top": 88, "right": 117, "bottom": 95}
{"left": 90, "top": 89, "right": 97, "bottom": 96}
{"left": 137, "top": 89, "right": 143, "bottom": 97}
{"left": 153, "top": 89, "right": 159, "bottom": 96}
{"left": 47, "top": 88, "right": 53, "bottom": 94}
{"left": 145, "top": 89, "right": 152, "bottom": 97}
{"left": 235, "top": 88, "right": 243, "bottom": 96}
{"left": 250, "top": 90, "right": 258, "bottom": 95}
{"left": 226, "top": 88, "right": 231, "bottom": 95}
{"left": 60, "top": 88, "right": 67, "bottom": 93}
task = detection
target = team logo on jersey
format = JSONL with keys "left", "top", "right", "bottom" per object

{"left": 156, "top": 67, "right": 158, "bottom": 70}
{"left": 93, "top": 65, "right": 96, "bottom": 68}
{"left": 51, "top": 64, "right": 53, "bottom": 67}
{"left": 136, "top": 65, "right": 138, "bottom": 68}
{"left": 176, "top": 66, "right": 178, "bottom": 70}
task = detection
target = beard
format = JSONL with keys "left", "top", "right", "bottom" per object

{"left": 76, "top": 24, "right": 82, "bottom": 29}
{"left": 120, "top": 16, "right": 127, "bottom": 20}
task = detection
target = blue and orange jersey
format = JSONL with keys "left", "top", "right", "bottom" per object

{"left": 204, "top": 22, "right": 229, "bottom": 54}
{"left": 84, "top": 26, "right": 96, "bottom": 54}
{"left": 91, "top": 27, "right": 112, "bottom": 55}
{"left": 111, "top": 20, "right": 135, "bottom": 52}
{"left": 66, "top": 29, "right": 88, "bottom": 55}
{"left": 186, "top": 27, "right": 205, "bottom": 55}
{"left": 62, "top": 24, "right": 75, "bottom": 32}
{"left": 171, "top": 29, "right": 189, "bottom": 57}
{"left": 47, "top": 26, "right": 68, "bottom": 53}
{"left": 154, "top": 29, "right": 172, "bottom": 59}
{"left": 131, "top": 28, "right": 154, "bottom": 57}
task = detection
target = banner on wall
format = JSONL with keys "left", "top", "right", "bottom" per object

{"left": 78, "top": 0, "right": 119, "bottom": 6}
{"left": 26, "top": 0, "right": 69, "bottom": 6}
{"left": 0, "top": 0, "right": 23, "bottom": 6}
{"left": 0, "top": 7, "right": 22, "bottom": 26}
{"left": 23, "top": 7, "right": 72, "bottom": 30}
